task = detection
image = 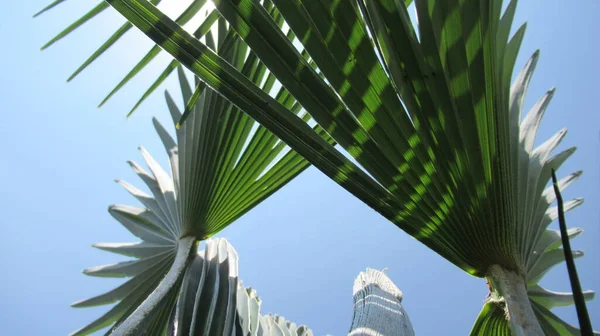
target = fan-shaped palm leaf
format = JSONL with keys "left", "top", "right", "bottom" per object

{"left": 101, "top": 0, "right": 597, "bottom": 333}
{"left": 70, "top": 22, "right": 331, "bottom": 332}
{"left": 77, "top": 231, "right": 313, "bottom": 336}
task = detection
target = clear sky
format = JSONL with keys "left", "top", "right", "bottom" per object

{"left": 1, "top": 1, "right": 599, "bottom": 335}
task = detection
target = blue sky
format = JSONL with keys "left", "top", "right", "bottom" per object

{"left": 1, "top": 1, "right": 599, "bottom": 335}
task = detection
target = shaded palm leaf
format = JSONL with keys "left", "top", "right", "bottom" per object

{"left": 38, "top": 0, "right": 397, "bottom": 240}
{"left": 105, "top": 0, "right": 592, "bottom": 280}
{"left": 101, "top": 0, "right": 597, "bottom": 332}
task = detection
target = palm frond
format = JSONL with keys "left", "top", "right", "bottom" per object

{"left": 71, "top": 24, "right": 327, "bottom": 332}
{"left": 76, "top": 233, "right": 313, "bottom": 335}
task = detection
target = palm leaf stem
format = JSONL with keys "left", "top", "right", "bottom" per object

{"left": 112, "top": 236, "right": 196, "bottom": 335}
{"left": 551, "top": 169, "right": 593, "bottom": 334}
{"left": 486, "top": 265, "right": 543, "bottom": 335}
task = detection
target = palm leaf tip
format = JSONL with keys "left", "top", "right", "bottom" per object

{"left": 36, "top": 0, "right": 221, "bottom": 111}
{"left": 33, "top": 0, "right": 66, "bottom": 18}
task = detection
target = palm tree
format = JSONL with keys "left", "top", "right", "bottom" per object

{"left": 37, "top": 0, "right": 597, "bottom": 334}
{"left": 65, "top": 28, "right": 330, "bottom": 331}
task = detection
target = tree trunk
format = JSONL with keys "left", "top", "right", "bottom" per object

{"left": 349, "top": 268, "right": 414, "bottom": 336}
{"left": 486, "top": 265, "right": 544, "bottom": 336}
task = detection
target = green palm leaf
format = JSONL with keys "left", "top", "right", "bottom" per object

{"left": 470, "top": 302, "right": 512, "bottom": 336}
{"left": 100, "top": 0, "right": 597, "bottom": 333}
{"left": 38, "top": 0, "right": 397, "bottom": 224}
